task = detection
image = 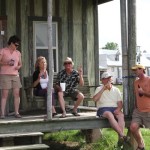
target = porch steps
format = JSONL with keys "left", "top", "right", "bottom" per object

{"left": 0, "top": 132, "right": 49, "bottom": 150}
{"left": 0, "top": 144, "right": 49, "bottom": 150}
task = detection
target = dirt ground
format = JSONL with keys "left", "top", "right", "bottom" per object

{"left": 44, "top": 141, "right": 82, "bottom": 150}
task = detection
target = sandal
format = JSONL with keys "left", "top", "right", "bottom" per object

{"left": 72, "top": 112, "right": 80, "bottom": 116}
{"left": 52, "top": 113, "right": 58, "bottom": 117}
{"left": 136, "top": 147, "right": 145, "bottom": 150}
{"left": 15, "top": 114, "right": 22, "bottom": 118}
{"left": 0, "top": 115, "right": 5, "bottom": 119}
{"left": 59, "top": 114, "right": 66, "bottom": 118}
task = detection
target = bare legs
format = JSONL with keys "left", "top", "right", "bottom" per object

{"left": 52, "top": 106, "right": 56, "bottom": 113}
{"left": 130, "top": 122, "right": 145, "bottom": 148}
{"left": 73, "top": 92, "right": 84, "bottom": 113}
{"left": 57, "top": 91, "right": 84, "bottom": 116}
{"left": 1, "top": 88, "right": 20, "bottom": 117}
{"left": 0, "top": 89, "right": 9, "bottom": 117}
{"left": 57, "top": 91, "right": 66, "bottom": 116}
{"left": 103, "top": 111, "right": 125, "bottom": 137}
{"left": 13, "top": 88, "right": 20, "bottom": 115}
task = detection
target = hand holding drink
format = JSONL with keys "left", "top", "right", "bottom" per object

{"left": 138, "top": 85, "right": 143, "bottom": 97}
{"left": 8, "top": 59, "right": 15, "bottom": 66}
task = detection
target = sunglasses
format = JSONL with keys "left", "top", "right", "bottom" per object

{"left": 14, "top": 43, "right": 19, "bottom": 47}
{"left": 64, "top": 62, "right": 72, "bottom": 65}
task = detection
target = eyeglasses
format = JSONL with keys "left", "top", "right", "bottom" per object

{"left": 64, "top": 62, "right": 72, "bottom": 65}
{"left": 14, "top": 43, "right": 19, "bottom": 47}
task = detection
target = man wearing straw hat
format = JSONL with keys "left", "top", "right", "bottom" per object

{"left": 130, "top": 64, "right": 150, "bottom": 150}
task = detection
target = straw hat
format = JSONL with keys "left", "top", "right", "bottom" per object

{"left": 131, "top": 64, "right": 145, "bottom": 70}
{"left": 63, "top": 57, "right": 74, "bottom": 66}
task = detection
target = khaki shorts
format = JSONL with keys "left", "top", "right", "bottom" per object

{"left": 0, "top": 75, "right": 22, "bottom": 89}
{"left": 131, "top": 108, "right": 150, "bottom": 128}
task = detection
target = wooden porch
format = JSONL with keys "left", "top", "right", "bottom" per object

{"left": 0, "top": 111, "right": 131, "bottom": 134}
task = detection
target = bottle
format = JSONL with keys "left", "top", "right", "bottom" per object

{"left": 138, "top": 85, "right": 143, "bottom": 97}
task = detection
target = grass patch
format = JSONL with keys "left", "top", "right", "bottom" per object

{"left": 44, "top": 130, "right": 85, "bottom": 142}
{"left": 43, "top": 128, "right": 150, "bottom": 150}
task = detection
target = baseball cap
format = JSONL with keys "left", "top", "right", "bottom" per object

{"left": 131, "top": 64, "right": 145, "bottom": 70}
{"left": 101, "top": 72, "right": 112, "bottom": 79}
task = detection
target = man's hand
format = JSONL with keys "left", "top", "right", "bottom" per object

{"left": 114, "top": 108, "right": 122, "bottom": 115}
{"left": 138, "top": 87, "right": 144, "bottom": 95}
{"left": 78, "top": 66, "right": 83, "bottom": 76}
{"left": 104, "top": 81, "right": 112, "bottom": 90}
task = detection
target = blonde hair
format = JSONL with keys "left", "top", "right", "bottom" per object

{"left": 35, "top": 56, "right": 47, "bottom": 70}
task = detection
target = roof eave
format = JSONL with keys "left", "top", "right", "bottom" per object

{"left": 98, "top": 0, "right": 113, "bottom": 5}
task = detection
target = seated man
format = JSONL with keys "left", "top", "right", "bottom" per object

{"left": 54, "top": 57, "right": 84, "bottom": 118}
{"left": 93, "top": 72, "right": 129, "bottom": 145}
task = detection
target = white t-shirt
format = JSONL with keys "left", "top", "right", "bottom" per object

{"left": 93, "top": 85, "right": 122, "bottom": 108}
{"left": 40, "top": 75, "right": 49, "bottom": 89}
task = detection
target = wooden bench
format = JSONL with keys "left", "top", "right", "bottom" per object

{"left": 24, "top": 75, "right": 96, "bottom": 109}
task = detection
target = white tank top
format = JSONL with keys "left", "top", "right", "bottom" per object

{"left": 40, "top": 74, "right": 49, "bottom": 89}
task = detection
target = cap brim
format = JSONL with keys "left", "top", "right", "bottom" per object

{"left": 102, "top": 76, "right": 112, "bottom": 79}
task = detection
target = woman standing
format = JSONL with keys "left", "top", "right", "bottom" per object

{"left": 33, "top": 56, "right": 57, "bottom": 116}
{"left": 0, "top": 35, "right": 22, "bottom": 119}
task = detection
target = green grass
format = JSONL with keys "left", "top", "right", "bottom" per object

{"left": 44, "top": 130, "right": 85, "bottom": 142}
{"left": 115, "top": 85, "right": 123, "bottom": 93}
{"left": 43, "top": 128, "right": 150, "bottom": 150}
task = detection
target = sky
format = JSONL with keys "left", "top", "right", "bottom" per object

{"left": 98, "top": 0, "right": 150, "bottom": 52}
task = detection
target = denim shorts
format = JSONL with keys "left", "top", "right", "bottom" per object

{"left": 97, "top": 107, "right": 117, "bottom": 117}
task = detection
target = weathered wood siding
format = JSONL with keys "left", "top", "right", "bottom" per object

{"left": 0, "top": 0, "right": 99, "bottom": 110}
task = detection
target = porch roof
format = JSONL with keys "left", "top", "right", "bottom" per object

{"left": 98, "top": 0, "right": 113, "bottom": 5}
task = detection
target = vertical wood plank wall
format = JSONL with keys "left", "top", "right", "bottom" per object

{"left": 0, "top": 0, "right": 99, "bottom": 110}
{"left": 73, "top": 0, "right": 82, "bottom": 69}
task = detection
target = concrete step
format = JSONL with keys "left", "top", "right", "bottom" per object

{"left": 0, "top": 144, "right": 49, "bottom": 150}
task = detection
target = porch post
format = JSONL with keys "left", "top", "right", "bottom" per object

{"left": 120, "top": 0, "right": 129, "bottom": 116}
{"left": 128, "top": 0, "right": 136, "bottom": 116}
{"left": 47, "top": 0, "right": 53, "bottom": 120}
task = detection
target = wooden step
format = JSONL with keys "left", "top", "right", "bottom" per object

{"left": 0, "top": 132, "right": 44, "bottom": 146}
{"left": 0, "top": 132, "right": 43, "bottom": 138}
{"left": 0, "top": 144, "right": 49, "bottom": 150}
